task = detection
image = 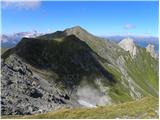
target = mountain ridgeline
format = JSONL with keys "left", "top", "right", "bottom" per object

{"left": 1, "top": 26, "right": 158, "bottom": 115}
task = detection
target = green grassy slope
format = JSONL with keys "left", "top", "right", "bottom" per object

{"left": 37, "top": 26, "right": 159, "bottom": 101}
{"left": 2, "top": 97, "right": 158, "bottom": 119}
{"left": 124, "top": 47, "right": 159, "bottom": 97}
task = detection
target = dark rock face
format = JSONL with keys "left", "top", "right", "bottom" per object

{"left": 29, "top": 89, "right": 43, "bottom": 98}
{"left": 1, "top": 55, "right": 76, "bottom": 115}
{"left": 1, "top": 35, "right": 115, "bottom": 115}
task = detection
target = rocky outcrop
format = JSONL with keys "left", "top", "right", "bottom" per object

{"left": 146, "top": 44, "right": 158, "bottom": 59}
{"left": 118, "top": 38, "right": 137, "bottom": 58}
{"left": 1, "top": 54, "right": 77, "bottom": 115}
{"left": 1, "top": 35, "right": 115, "bottom": 115}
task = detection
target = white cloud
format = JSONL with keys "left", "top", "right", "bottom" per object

{"left": 124, "top": 24, "right": 136, "bottom": 29}
{"left": 1, "top": 0, "right": 41, "bottom": 10}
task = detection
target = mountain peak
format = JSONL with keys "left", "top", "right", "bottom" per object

{"left": 146, "top": 44, "right": 158, "bottom": 59}
{"left": 63, "top": 26, "right": 96, "bottom": 42}
{"left": 119, "top": 37, "right": 134, "bottom": 45}
{"left": 71, "top": 25, "right": 83, "bottom": 29}
{"left": 64, "top": 26, "right": 86, "bottom": 34}
{"left": 118, "top": 37, "right": 137, "bottom": 58}
{"left": 37, "top": 25, "right": 96, "bottom": 42}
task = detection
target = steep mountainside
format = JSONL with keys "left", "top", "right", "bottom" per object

{"left": 1, "top": 26, "right": 158, "bottom": 116}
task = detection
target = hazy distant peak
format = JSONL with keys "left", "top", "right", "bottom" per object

{"left": 146, "top": 44, "right": 158, "bottom": 59}
{"left": 146, "top": 44, "right": 155, "bottom": 49}
{"left": 118, "top": 37, "right": 137, "bottom": 58}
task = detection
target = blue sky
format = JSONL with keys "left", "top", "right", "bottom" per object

{"left": 1, "top": 1, "right": 159, "bottom": 37}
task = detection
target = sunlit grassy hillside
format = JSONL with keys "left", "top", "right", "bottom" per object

{"left": 3, "top": 97, "right": 158, "bottom": 119}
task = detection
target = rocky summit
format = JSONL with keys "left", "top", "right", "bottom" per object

{"left": 1, "top": 26, "right": 159, "bottom": 115}
{"left": 146, "top": 44, "right": 158, "bottom": 59}
{"left": 118, "top": 37, "right": 137, "bottom": 58}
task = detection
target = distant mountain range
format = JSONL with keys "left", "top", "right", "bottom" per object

{"left": 1, "top": 26, "right": 158, "bottom": 118}
{"left": 1, "top": 31, "right": 44, "bottom": 48}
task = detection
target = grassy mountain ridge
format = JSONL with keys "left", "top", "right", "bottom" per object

{"left": 3, "top": 97, "right": 158, "bottom": 119}
{"left": 12, "top": 35, "right": 117, "bottom": 90}
{"left": 1, "top": 26, "right": 158, "bottom": 117}
{"left": 124, "top": 47, "right": 158, "bottom": 97}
